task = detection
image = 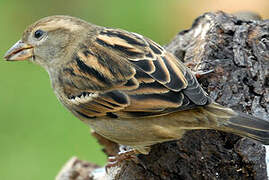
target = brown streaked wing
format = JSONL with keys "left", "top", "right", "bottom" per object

{"left": 102, "top": 29, "right": 209, "bottom": 106}
{"left": 95, "top": 29, "right": 188, "bottom": 91}
{"left": 72, "top": 90, "right": 130, "bottom": 118}
{"left": 61, "top": 44, "right": 136, "bottom": 93}
{"left": 125, "top": 91, "right": 185, "bottom": 111}
{"left": 66, "top": 27, "right": 211, "bottom": 119}
{"left": 126, "top": 81, "right": 169, "bottom": 95}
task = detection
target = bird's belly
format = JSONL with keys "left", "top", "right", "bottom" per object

{"left": 83, "top": 115, "right": 188, "bottom": 148}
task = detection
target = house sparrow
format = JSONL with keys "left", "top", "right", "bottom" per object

{"left": 4, "top": 16, "right": 269, "bottom": 157}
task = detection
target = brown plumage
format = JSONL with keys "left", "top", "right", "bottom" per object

{"left": 4, "top": 16, "right": 269, "bottom": 155}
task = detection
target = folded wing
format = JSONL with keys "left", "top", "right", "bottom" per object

{"left": 59, "top": 28, "right": 211, "bottom": 118}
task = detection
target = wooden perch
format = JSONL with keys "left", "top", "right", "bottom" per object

{"left": 56, "top": 12, "right": 269, "bottom": 180}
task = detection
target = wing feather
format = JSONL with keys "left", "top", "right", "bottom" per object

{"left": 60, "top": 28, "right": 211, "bottom": 119}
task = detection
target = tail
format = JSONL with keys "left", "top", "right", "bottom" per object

{"left": 205, "top": 103, "right": 269, "bottom": 145}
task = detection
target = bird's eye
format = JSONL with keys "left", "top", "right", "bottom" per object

{"left": 34, "top": 30, "right": 44, "bottom": 39}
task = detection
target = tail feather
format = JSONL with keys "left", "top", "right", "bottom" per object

{"left": 206, "top": 103, "right": 269, "bottom": 145}
{"left": 225, "top": 112, "right": 269, "bottom": 144}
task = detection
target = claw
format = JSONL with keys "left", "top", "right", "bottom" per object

{"left": 105, "top": 149, "right": 136, "bottom": 172}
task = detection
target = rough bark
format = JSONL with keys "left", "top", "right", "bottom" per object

{"left": 56, "top": 12, "right": 269, "bottom": 180}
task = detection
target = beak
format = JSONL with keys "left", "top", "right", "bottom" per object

{"left": 4, "top": 40, "right": 33, "bottom": 61}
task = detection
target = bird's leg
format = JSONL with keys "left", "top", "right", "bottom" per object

{"left": 106, "top": 146, "right": 137, "bottom": 170}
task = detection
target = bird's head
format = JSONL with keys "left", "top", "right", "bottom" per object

{"left": 4, "top": 15, "right": 92, "bottom": 69}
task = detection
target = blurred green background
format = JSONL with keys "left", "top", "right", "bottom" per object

{"left": 0, "top": 0, "right": 268, "bottom": 179}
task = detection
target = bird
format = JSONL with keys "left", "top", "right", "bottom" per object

{"left": 4, "top": 16, "right": 269, "bottom": 161}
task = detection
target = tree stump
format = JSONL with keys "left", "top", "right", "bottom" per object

{"left": 56, "top": 12, "right": 269, "bottom": 180}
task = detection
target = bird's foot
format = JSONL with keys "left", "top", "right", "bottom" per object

{"left": 105, "top": 147, "right": 137, "bottom": 171}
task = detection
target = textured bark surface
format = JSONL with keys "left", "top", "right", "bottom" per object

{"left": 56, "top": 12, "right": 269, "bottom": 180}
